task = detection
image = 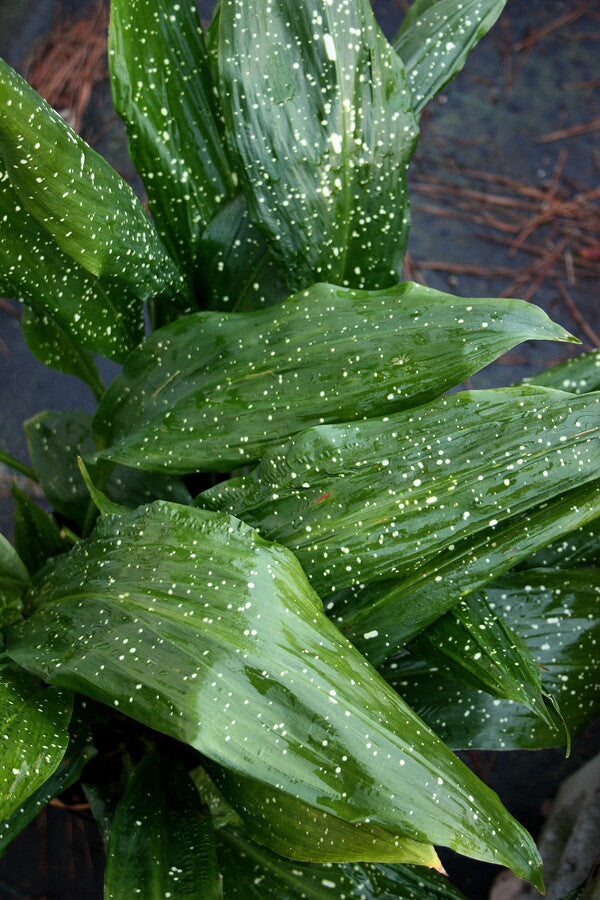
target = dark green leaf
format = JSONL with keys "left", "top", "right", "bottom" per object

{"left": 109, "top": 0, "right": 235, "bottom": 279}
{"left": 105, "top": 752, "right": 222, "bottom": 900}
{"left": 25, "top": 410, "right": 190, "bottom": 527}
{"left": 0, "top": 711, "right": 95, "bottom": 855}
{"left": 383, "top": 568, "right": 600, "bottom": 750}
{"left": 12, "top": 484, "right": 70, "bottom": 574}
{"left": 0, "top": 166, "right": 142, "bottom": 362}
{"left": 217, "top": 826, "right": 469, "bottom": 900}
{"left": 334, "top": 479, "right": 600, "bottom": 664}
{"left": 200, "top": 386, "right": 600, "bottom": 600}
{"left": 522, "top": 348, "right": 600, "bottom": 394}
{"left": 207, "top": 767, "right": 439, "bottom": 867}
{"left": 407, "top": 592, "right": 558, "bottom": 728}
{"left": 518, "top": 515, "right": 600, "bottom": 570}
{"left": 393, "top": 0, "right": 507, "bottom": 116}
{"left": 218, "top": 0, "right": 419, "bottom": 290}
{"left": 95, "top": 284, "right": 573, "bottom": 473}
{"left": 397, "top": 0, "right": 438, "bottom": 37}
{"left": 0, "top": 59, "right": 186, "bottom": 305}
{"left": 0, "top": 662, "right": 72, "bottom": 821}
{"left": 0, "top": 534, "right": 28, "bottom": 627}
{"left": 5, "top": 502, "right": 542, "bottom": 883}
{"left": 21, "top": 308, "right": 105, "bottom": 400}
{"left": 196, "top": 194, "right": 288, "bottom": 311}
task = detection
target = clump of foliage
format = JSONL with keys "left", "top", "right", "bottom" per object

{"left": 0, "top": 0, "right": 598, "bottom": 896}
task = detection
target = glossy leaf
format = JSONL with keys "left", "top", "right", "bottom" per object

{"left": 200, "top": 386, "right": 600, "bottom": 599}
{"left": 109, "top": 0, "right": 235, "bottom": 279}
{"left": 523, "top": 348, "right": 600, "bottom": 394}
{"left": 384, "top": 568, "right": 600, "bottom": 751}
{"left": 21, "top": 308, "right": 105, "bottom": 400}
{"left": 12, "top": 485, "right": 70, "bottom": 574}
{"left": 0, "top": 712, "right": 95, "bottom": 855}
{"left": 196, "top": 194, "right": 288, "bottom": 311}
{"left": 0, "top": 59, "right": 186, "bottom": 305}
{"left": 407, "top": 592, "right": 557, "bottom": 728}
{"left": 0, "top": 167, "right": 142, "bottom": 362}
{"left": 334, "top": 479, "right": 600, "bottom": 664}
{"left": 24, "top": 410, "right": 190, "bottom": 527}
{"left": 94, "top": 284, "right": 573, "bottom": 473}
{"left": 217, "top": 826, "right": 469, "bottom": 900}
{"left": 0, "top": 534, "right": 28, "bottom": 627}
{"left": 0, "top": 662, "right": 72, "bottom": 821}
{"left": 207, "top": 767, "right": 439, "bottom": 867}
{"left": 105, "top": 752, "right": 222, "bottom": 900}
{"left": 5, "top": 502, "right": 542, "bottom": 883}
{"left": 218, "top": 0, "right": 419, "bottom": 290}
{"left": 518, "top": 516, "right": 600, "bottom": 570}
{"left": 397, "top": 0, "right": 437, "bottom": 36}
{"left": 393, "top": 0, "right": 507, "bottom": 116}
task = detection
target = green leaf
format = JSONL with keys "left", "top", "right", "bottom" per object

{"left": 383, "top": 568, "right": 600, "bottom": 751}
{"left": 196, "top": 194, "right": 288, "bottom": 311}
{"left": 518, "top": 516, "right": 600, "bottom": 570}
{"left": 334, "top": 479, "right": 600, "bottom": 664}
{"left": 12, "top": 484, "right": 70, "bottom": 574}
{"left": 406, "top": 592, "right": 558, "bottom": 728}
{"left": 94, "top": 284, "right": 573, "bottom": 473}
{"left": 200, "top": 386, "right": 600, "bottom": 599}
{"left": 5, "top": 502, "right": 542, "bottom": 884}
{"left": 21, "top": 308, "right": 105, "bottom": 401}
{"left": 0, "top": 167, "right": 142, "bottom": 362}
{"left": 109, "top": 0, "right": 235, "bottom": 279}
{"left": 217, "top": 826, "right": 469, "bottom": 900}
{"left": 105, "top": 752, "right": 223, "bottom": 900}
{"left": 218, "top": 0, "right": 419, "bottom": 290}
{"left": 393, "top": 0, "right": 507, "bottom": 116}
{"left": 24, "top": 410, "right": 190, "bottom": 527}
{"left": 0, "top": 711, "right": 95, "bottom": 855}
{"left": 0, "top": 661, "right": 72, "bottom": 821}
{"left": 397, "top": 0, "right": 438, "bottom": 37}
{"left": 522, "top": 348, "right": 600, "bottom": 394}
{"left": 0, "top": 59, "right": 186, "bottom": 305}
{"left": 0, "top": 534, "right": 29, "bottom": 627}
{"left": 207, "top": 767, "right": 439, "bottom": 867}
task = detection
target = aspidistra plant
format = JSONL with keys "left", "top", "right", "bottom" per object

{"left": 0, "top": 0, "right": 598, "bottom": 896}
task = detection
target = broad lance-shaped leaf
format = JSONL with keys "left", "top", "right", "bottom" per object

{"left": 406, "top": 592, "right": 558, "bottom": 729}
{"left": 199, "top": 386, "right": 600, "bottom": 599}
{"left": 0, "top": 534, "right": 29, "bottom": 627}
{"left": 105, "top": 752, "right": 223, "bottom": 900}
{"left": 24, "top": 410, "right": 190, "bottom": 528}
{"left": 196, "top": 194, "right": 288, "bottom": 311}
{"left": 20, "top": 308, "right": 104, "bottom": 400}
{"left": 218, "top": 0, "right": 419, "bottom": 291}
{"left": 0, "top": 59, "right": 186, "bottom": 305}
{"left": 109, "top": 0, "right": 235, "bottom": 279}
{"left": 393, "top": 0, "right": 506, "bottom": 116}
{"left": 383, "top": 568, "right": 600, "bottom": 751}
{"left": 0, "top": 167, "right": 142, "bottom": 363}
{"left": 0, "top": 710, "right": 95, "bottom": 854}
{"left": 5, "top": 502, "right": 542, "bottom": 884}
{"left": 12, "top": 484, "right": 70, "bottom": 575}
{"left": 93, "top": 284, "right": 573, "bottom": 473}
{"left": 217, "top": 826, "right": 469, "bottom": 900}
{"left": 0, "top": 662, "right": 72, "bottom": 821}
{"left": 518, "top": 516, "right": 600, "bottom": 570}
{"left": 522, "top": 348, "right": 600, "bottom": 394}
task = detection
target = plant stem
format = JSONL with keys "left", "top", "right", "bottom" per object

{"left": 0, "top": 449, "right": 37, "bottom": 482}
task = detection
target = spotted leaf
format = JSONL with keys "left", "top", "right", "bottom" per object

{"left": 518, "top": 515, "right": 600, "bottom": 571}
{"left": 94, "top": 284, "right": 573, "bottom": 473}
{"left": 0, "top": 534, "right": 29, "bottom": 628}
{"left": 109, "top": 0, "right": 235, "bottom": 280}
{"left": 522, "top": 348, "right": 600, "bottom": 395}
{"left": 199, "top": 386, "right": 600, "bottom": 601}
{"left": 0, "top": 662, "right": 73, "bottom": 821}
{"left": 5, "top": 502, "right": 542, "bottom": 884}
{"left": 105, "top": 752, "right": 223, "bottom": 900}
{"left": 384, "top": 568, "right": 600, "bottom": 751}
{"left": 12, "top": 484, "right": 70, "bottom": 575}
{"left": 217, "top": 826, "right": 469, "bottom": 900}
{"left": 0, "top": 167, "right": 142, "bottom": 363}
{"left": 0, "top": 59, "right": 186, "bottom": 305}
{"left": 218, "top": 0, "right": 419, "bottom": 290}
{"left": 393, "top": 0, "right": 507, "bottom": 116}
